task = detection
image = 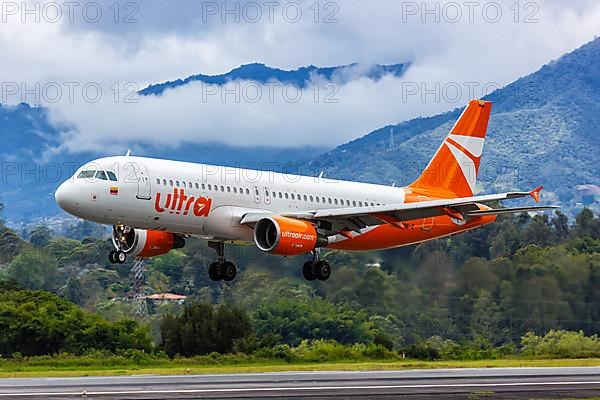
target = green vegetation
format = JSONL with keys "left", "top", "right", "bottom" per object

{"left": 2, "top": 356, "right": 599, "bottom": 378}
{"left": 0, "top": 208, "right": 599, "bottom": 374}
{"left": 160, "top": 303, "right": 252, "bottom": 357}
{"left": 0, "top": 284, "right": 150, "bottom": 357}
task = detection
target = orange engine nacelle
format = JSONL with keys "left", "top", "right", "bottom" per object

{"left": 253, "top": 216, "right": 328, "bottom": 256}
{"left": 112, "top": 226, "right": 185, "bottom": 258}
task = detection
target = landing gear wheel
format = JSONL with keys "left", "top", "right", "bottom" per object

{"left": 302, "top": 261, "right": 317, "bottom": 281}
{"left": 315, "top": 261, "right": 331, "bottom": 281}
{"left": 221, "top": 261, "right": 237, "bottom": 282}
{"left": 115, "top": 251, "right": 127, "bottom": 264}
{"left": 108, "top": 250, "right": 118, "bottom": 264}
{"left": 208, "top": 262, "right": 222, "bottom": 281}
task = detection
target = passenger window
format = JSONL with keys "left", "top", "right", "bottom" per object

{"left": 310, "top": 195, "right": 314, "bottom": 202}
{"left": 107, "top": 171, "right": 118, "bottom": 181}
{"left": 227, "top": 186, "right": 231, "bottom": 192}
{"left": 162, "top": 179, "right": 167, "bottom": 186}
{"left": 285, "top": 193, "right": 289, "bottom": 199}
{"left": 175, "top": 180, "right": 180, "bottom": 187}
{"left": 245, "top": 188, "right": 250, "bottom": 195}
{"left": 233, "top": 187, "right": 237, "bottom": 194}
{"left": 279, "top": 192, "right": 283, "bottom": 198}
{"left": 328, "top": 198, "right": 332, "bottom": 204}
{"left": 95, "top": 171, "right": 108, "bottom": 180}
{"left": 169, "top": 180, "right": 173, "bottom": 186}
{"left": 195, "top": 183, "right": 199, "bottom": 189}
{"left": 156, "top": 178, "right": 160, "bottom": 185}
{"left": 208, "top": 184, "right": 212, "bottom": 190}
{"left": 303, "top": 195, "right": 308, "bottom": 201}
{"left": 334, "top": 199, "right": 338, "bottom": 205}
{"left": 316, "top": 197, "right": 320, "bottom": 203}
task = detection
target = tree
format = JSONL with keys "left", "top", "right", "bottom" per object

{"left": 29, "top": 225, "right": 54, "bottom": 247}
{"left": 62, "top": 277, "right": 84, "bottom": 306}
{"left": 522, "top": 214, "right": 554, "bottom": 247}
{"left": 552, "top": 211, "right": 570, "bottom": 241}
{"left": 7, "top": 250, "right": 60, "bottom": 291}
{"left": 160, "top": 303, "right": 253, "bottom": 357}
{"left": 0, "top": 228, "right": 23, "bottom": 264}
{"left": 253, "top": 298, "right": 375, "bottom": 346}
{"left": 65, "top": 221, "right": 108, "bottom": 240}
{"left": 575, "top": 208, "right": 600, "bottom": 240}
{"left": 0, "top": 287, "right": 151, "bottom": 356}
{"left": 470, "top": 290, "right": 505, "bottom": 345}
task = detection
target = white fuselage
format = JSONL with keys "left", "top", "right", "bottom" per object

{"left": 55, "top": 156, "right": 406, "bottom": 242}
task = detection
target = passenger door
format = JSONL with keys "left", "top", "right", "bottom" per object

{"left": 124, "top": 161, "right": 151, "bottom": 200}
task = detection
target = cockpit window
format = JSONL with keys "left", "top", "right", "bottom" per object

{"left": 107, "top": 171, "right": 117, "bottom": 181}
{"left": 77, "top": 170, "right": 96, "bottom": 179}
{"left": 95, "top": 170, "right": 108, "bottom": 180}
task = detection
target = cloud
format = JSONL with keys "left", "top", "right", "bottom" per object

{"left": 2, "top": 0, "right": 600, "bottom": 151}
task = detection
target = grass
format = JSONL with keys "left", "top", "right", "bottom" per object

{"left": 0, "top": 357, "right": 599, "bottom": 378}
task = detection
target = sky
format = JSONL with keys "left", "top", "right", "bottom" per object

{"left": 1, "top": 0, "right": 599, "bottom": 152}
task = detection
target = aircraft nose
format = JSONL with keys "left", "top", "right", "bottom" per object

{"left": 55, "top": 181, "right": 79, "bottom": 214}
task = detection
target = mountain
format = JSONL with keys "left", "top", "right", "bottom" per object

{"left": 300, "top": 38, "right": 600, "bottom": 214}
{"left": 1, "top": 62, "right": 410, "bottom": 223}
{"left": 0, "top": 104, "right": 326, "bottom": 224}
{"left": 2, "top": 42, "right": 600, "bottom": 225}
{"left": 139, "top": 63, "right": 409, "bottom": 95}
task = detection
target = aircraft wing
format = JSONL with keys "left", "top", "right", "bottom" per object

{"left": 240, "top": 186, "right": 558, "bottom": 233}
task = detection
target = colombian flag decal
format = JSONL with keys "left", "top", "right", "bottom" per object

{"left": 110, "top": 187, "right": 119, "bottom": 195}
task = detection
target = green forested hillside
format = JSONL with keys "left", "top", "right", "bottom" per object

{"left": 1, "top": 205, "right": 599, "bottom": 358}
{"left": 303, "top": 38, "right": 600, "bottom": 215}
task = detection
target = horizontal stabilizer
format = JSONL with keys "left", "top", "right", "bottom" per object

{"left": 465, "top": 205, "right": 559, "bottom": 217}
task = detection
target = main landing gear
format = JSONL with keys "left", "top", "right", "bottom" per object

{"left": 302, "top": 250, "right": 331, "bottom": 281}
{"left": 207, "top": 241, "right": 237, "bottom": 282}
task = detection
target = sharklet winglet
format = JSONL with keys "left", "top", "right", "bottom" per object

{"left": 530, "top": 186, "right": 543, "bottom": 203}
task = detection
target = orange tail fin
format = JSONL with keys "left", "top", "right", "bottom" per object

{"left": 408, "top": 100, "right": 492, "bottom": 198}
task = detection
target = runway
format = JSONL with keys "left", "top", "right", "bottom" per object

{"left": 0, "top": 367, "right": 599, "bottom": 399}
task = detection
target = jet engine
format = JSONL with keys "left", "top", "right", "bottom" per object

{"left": 253, "top": 216, "right": 328, "bottom": 256}
{"left": 112, "top": 225, "right": 185, "bottom": 258}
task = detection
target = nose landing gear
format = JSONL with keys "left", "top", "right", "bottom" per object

{"left": 302, "top": 250, "right": 331, "bottom": 281}
{"left": 208, "top": 241, "right": 237, "bottom": 282}
{"left": 109, "top": 250, "right": 127, "bottom": 264}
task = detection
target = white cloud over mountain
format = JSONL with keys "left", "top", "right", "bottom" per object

{"left": 1, "top": 0, "right": 600, "bottom": 150}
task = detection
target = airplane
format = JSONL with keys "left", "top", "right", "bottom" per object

{"left": 55, "top": 100, "right": 557, "bottom": 282}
